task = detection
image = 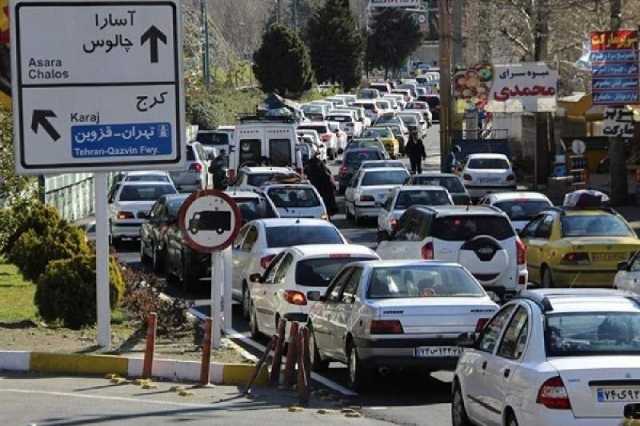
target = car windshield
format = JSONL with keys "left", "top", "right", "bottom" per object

{"left": 303, "top": 105, "right": 323, "bottom": 114}
{"left": 412, "top": 176, "right": 465, "bottom": 193}
{"left": 467, "top": 158, "right": 510, "bottom": 169}
{"left": 268, "top": 187, "right": 320, "bottom": 208}
{"left": 399, "top": 115, "right": 417, "bottom": 125}
{"left": 494, "top": 200, "right": 552, "bottom": 221}
{"left": 234, "top": 197, "right": 278, "bottom": 223}
{"left": 363, "top": 128, "right": 391, "bottom": 138}
{"left": 561, "top": 214, "right": 634, "bottom": 237}
{"left": 299, "top": 125, "right": 328, "bottom": 134}
{"left": 345, "top": 151, "right": 382, "bottom": 165}
{"left": 266, "top": 226, "right": 343, "bottom": 248}
{"left": 118, "top": 184, "right": 176, "bottom": 202}
{"left": 546, "top": 312, "right": 640, "bottom": 357}
{"left": 125, "top": 174, "right": 170, "bottom": 183}
{"left": 367, "top": 265, "right": 484, "bottom": 299}
{"left": 296, "top": 257, "right": 374, "bottom": 288}
{"left": 395, "top": 190, "right": 452, "bottom": 209}
{"left": 362, "top": 170, "right": 409, "bottom": 186}
{"left": 432, "top": 215, "right": 515, "bottom": 241}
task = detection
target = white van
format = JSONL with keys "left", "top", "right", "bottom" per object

{"left": 229, "top": 118, "right": 302, "bottom": 180}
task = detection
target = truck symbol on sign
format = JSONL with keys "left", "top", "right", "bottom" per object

{"left": 188, "top": 211, "right": 231, "bottom": 235}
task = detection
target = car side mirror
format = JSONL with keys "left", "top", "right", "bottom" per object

{"left": 618, "top": 261, "right": 630, "bottom": 271}
{"left": 249, "top": 273, "right": 264, "bottom": 283}
{"left": 307, "top": 291, "right": 322, "bottom": 302}
{"left": 457, "top": 332, "right": 477, "bottom": 348}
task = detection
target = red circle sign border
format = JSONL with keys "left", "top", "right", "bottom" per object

{"left": 178, "top": 189, "right": 242, "bottom": 253}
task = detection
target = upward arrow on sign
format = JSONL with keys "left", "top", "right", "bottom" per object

{"left": 141, "top": 25, "right": 167, "bottom": 64}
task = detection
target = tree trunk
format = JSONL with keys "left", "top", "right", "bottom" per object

{"left": 533, "top": 0, "right": 551, "bottom": 187}
{"left": 609, "top": 0, "right": 627, "bottom": 205}
{"left": 478, "top": 0, "right": 493, "bottom": 63}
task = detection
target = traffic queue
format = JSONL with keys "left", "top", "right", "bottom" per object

{"left": 103, "top": 81, "right": 640, "bottom": 425}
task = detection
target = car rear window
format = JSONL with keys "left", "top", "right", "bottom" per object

{"left": 269, "top": 139, "right": 292, "bottom": 166}
{"left": 546, "top": 312, "right": 640, "bottom": 357}
{"left": 118, "top": 184, "right": 177, "bottom": 202}
{"left": 362, "top": 170, "right": 409, "bottom": 186}
{"left": 363, "top": 128, "right": 391, "bottom": 138}
{"left": 432, "top": 215, "right": 515, "bottom": 241}
{"left": 399, "top": 115, "right": 417, "bottom": 124}
{"left": 125, "top": 174, "right": 170, "bottom": 183}
{"left": 345, "top": 150, "right": 382, "bottom": 165}
{"left": 361, "top": 161, "right": 403, "bottom": 169}
{"left": 266, "top": 226, "right": 343, "bottom": 248}
{"left": 494, "top": 200, "right": 552, "bottom": 221}
{"left": 295, "top": 257, "right": 374, "bottom": 287}
{"left": 327, "top": 115, "right": 350, "bottom": 123}
{"left": 413, "top": 176, "right": 465, "bottom": 193}
{"left": 395, "top": 190, "right": 452, "bottom": 209}
{"left": 299, "top": 125, "right": 328, "bottom": 134}
{"left": 234, "top": 197, "right": 278, "bottom": 223}
{"left": 367, "top": 265, "right": 484, "bottom": 299}
{"left": 197, "top": 132, "right": 228, "bottom": 146}
{"left": 247, "top": 174, "right": 276, "bottom": 187}
{"left": 467, "top": 158, "right": 509, "bottom": 169}
{"left": 268, "top": 187, "right": 320, "bottom": 208}
{"left": 561, "top": 214, "right": 634, "bottom": 237}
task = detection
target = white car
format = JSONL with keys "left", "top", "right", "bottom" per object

{"left": 120, "top": 171, "right": 173, "bottom": 184}
{"left": 462, "top": 153, "right": 517, "bottom": 200}
{"left": 398, "top": 110, "right": 428, "bottom": 139}
{"left": 231, "top": 219, "right": 347, "bottom": 318}
{"left": 307, "top": 260, "right": 498, "bottom": 390}
{"left": 108, "top": 181, "right": 178, "bottom": 244}
{"left": 344, "top": 167, "right": 410, "bottom": 225}
{"left": 374, "top": 99, "right": 394, "bottom": 115}
{"left": 384, "top": 94, "right": 406, "bottom": 110}
{"left": 453, "top": 289, "right": 640, "bottom": 426}
{"left": 248, "top": 244, "right": 379, "bottom": 338}
{"left": 230, "top": 166, "right": 299, "bottom": 190}
{"left": 614, "top": 250, "right": 640, "bottom": 293}
{"left": 263, "top": 183, "right": 328, "bottom": 219}
{"left": 377, "top": 185, "right": 453, "bottom": 242}
{"left": 377, "top": 205, "right": 528, "bottom": 302}
{"left": 169, "top": 142, "right": 211, "bottom": 192}
{"left": 478, "top": 192, "right": 553, "bottom": 232}
{"left": 297, "top": 121, "right": 339, "bottom": 159}
{"left": 326, "top": 112, "right": 363, "bottom": 139}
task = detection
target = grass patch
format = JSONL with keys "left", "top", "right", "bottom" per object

{"left": 0, "top": 262, "right": 37, "bottom": 323}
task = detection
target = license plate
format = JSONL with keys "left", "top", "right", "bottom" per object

{"left": 415, "top": 346, "right": 462, "bottom": 358}
{"left": 592, "top": 252, "right": 628, "bottom": 262}
{"left": 597, "top": 387, "right": 640, "bottom": 403}
{"left": 479, "top": 178, "right": 500, "bottom": 184}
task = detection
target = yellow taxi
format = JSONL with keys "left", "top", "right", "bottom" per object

{"left": 361, "top": 126, "right": 400, "bottom": 159}
{"left": 520, "top": 207, "right": 640, "bottom": 288}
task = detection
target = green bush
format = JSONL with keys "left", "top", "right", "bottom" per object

{"left": 35, "top": 254, "right": 125, "bottom": 329}
{"left": 4, "top": 202, "right": 90, "bottom": 281}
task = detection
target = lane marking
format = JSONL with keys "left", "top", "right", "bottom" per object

{"left": 0, "top": 389, "right": 211, "bottom": 408}
{"left": 226, "top": 328, "right": 358, "bottom": 397}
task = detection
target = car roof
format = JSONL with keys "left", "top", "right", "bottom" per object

{"left": 120, "top": 181, "right": 174, "bottom": 187}
{"left": 299, "top": 121, "right": 328, "bottom": 126}
{"left": 356, "top": 259, "right": 464, "bottom": 269}
{"left": 251, "top": 218, "right": 333, "bottom": 228}
{"left": 224, "top": 190, "right": 262, "bottom": 199}
{"left": 125, "top": 171, "right": 169, "bottom": 176}
{"left": 240, "top": 167, "right": 295, "bottom": 174}
{"left": 467, "top": 153, "right": 509, "bottom": 160}
{"left": 487, "top": 192, "right": 551, "bottom": 202}
{"left": 517, "top": 289, "right": 640, "bottom": 314}
{"left": 399, "top": 185, "right": 449, "bottom": 192}
{"left": 561, "top": 209, "right": 617, "bottom": 216}
{"left": 289, "top": 244, "right": 376, "bottom": 258}
{"left": 424, "top": 205, "right": 505, "bottom": 216}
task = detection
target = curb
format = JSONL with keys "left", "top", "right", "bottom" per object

{"left": 0, "top": 351, "right": 268, "bottom": 386}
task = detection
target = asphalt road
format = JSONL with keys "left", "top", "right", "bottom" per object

{"left": 112, "top": 125, "right": 455, "bottom": 426}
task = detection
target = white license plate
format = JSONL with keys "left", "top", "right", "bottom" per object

{"left": 597, "top": 388, "right": 640, "bottom": 403}
{"left": 479, "top": 178, "right": 500, "bottom": 184}
{"left": 415, "top": 346, "right": 462, "bottom": 358}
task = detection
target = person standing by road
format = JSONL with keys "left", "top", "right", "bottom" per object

{"left": 406, "top": 131, "right": 426, "bottom": 174}
{"left": 304, "top": 155, "right": 338, "bottom": 219}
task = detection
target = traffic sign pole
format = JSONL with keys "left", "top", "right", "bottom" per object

{"left": 223, "top": 246, "right": 232, "bottom": 332}
{"left": 211, "top": 251, "right": 223, "bottom": 349}
{"left": 94, "top": 172, "right": 111, "bottom": 349}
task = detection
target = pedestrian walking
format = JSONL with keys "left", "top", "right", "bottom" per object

{"left": 405, "top": 131, "right": 426, "bottom": 174}
{"left": 304, "top": 155, "right": 338, "bottom": 219}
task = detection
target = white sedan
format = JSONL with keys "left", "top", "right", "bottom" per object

{"left": 462, "top": 153, "right": 517, "bottom": 200}
{"left": 478, "top": 191, "right": 553, "bottom": 232}
{"left": 376, "top": 185, "right": 453, "bottom": 242}
{"left": 248, "top": 244, "right": 379, "bottom": 339}
{"left": 263, "top": 183, "right": 328, "bottom": 219}
{"left": 453, "top": 289, "right": 640, "bottom": 426}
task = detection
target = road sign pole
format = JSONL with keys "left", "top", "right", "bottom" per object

{"left": 211, "top": 250, "right": 223, "bottom": 349}
{"left": 94, "top": 172, "right": 111, "bottom": 349}
{"left": 223, "top": 246, "right": 232, "bottom": 333}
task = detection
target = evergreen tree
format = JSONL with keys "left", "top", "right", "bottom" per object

{"left": 253, "top": 24, "right": 314, "bottom": 98}
{"left": 306, "top": 0, "right": 364, "bottom": 91}
{"left": 367, "top": 8, "right": 423, "bottom": 78}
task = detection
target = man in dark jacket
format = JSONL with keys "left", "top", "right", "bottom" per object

{"left": 304, "top": 156, "right": 337, "bottom": 219}
{"left": 405, "top": 131, "right": 426, "bottom": 174}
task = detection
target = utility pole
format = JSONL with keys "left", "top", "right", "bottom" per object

{"left": 451, "top": 0, "right": 464, "bottom": 68}
{"left": 439, "top": 0, "right": 452, "bottom": 173}
{"left": 533, "top": 0, "right": 550, "bottom": 188}
{"left": 201, "top": 0, "right": 210, "bottom": 86}
{"left": 609, "top": 0, "right": 627, "bottom": 205}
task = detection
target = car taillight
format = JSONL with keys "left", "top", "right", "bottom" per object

{"left": 117, "top": 211, "right": 134, "bottom": 220}
{"left": 506, "top": 174, "right": 515, "bottom": 181}
{"left": 260, "top": 254, "right": 276, "bottom": 269}
{"left": 283, "top": 290, "right": 307, "bottom": 306}
{"left": 537, "top": 376, "right": 572, "bottom": 410}
{"left": 421, "top": 242, "right": 434, "bottom": 260}
{"left": 339, "top": 166, "right": 348, "bottom": 177}
{"left": 516, "top": 239, "right": 527, "bottom": 265}
{"left": 370, "top": 319, "right": 403, "bottom": 334}
{"left": 475, "top": 318, "right": 489, "bottom": 333}
{"left": 189, "top": 163, "right": 203, "bottom": 172}
{"left": 463, "top": 174, "right": 472, "bottom": 181}
{"left": 561, "top": 252, "right": 590, "bottom": 265}
{"left": 360, "top": 194, "right": 375, "bottom": 202}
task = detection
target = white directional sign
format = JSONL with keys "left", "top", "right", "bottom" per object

{"left": 10, "top": 0, "right": 184, "bottom": 174}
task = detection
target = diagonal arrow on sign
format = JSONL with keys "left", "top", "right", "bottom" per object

{"left": 31, "top": 109, "right": 60, "bottom": 142}
{"left": 141, "top": 25, "right": 167, "bottom": 64}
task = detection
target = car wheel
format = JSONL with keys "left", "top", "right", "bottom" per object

{"left": 249, "top": 303, "right": 261, "bottom": 339}
{"left": 308, "top": 325, "right": 329, "bottom": 372}
{"left": 451, "top": 381, "right": 473, "bottom": 426}
{"left": 541, "top": 266, "right": 554, "bottom": 288}
{"left": 347, "top": 342, "right": 369, "bottom": 391}
{"left": 241, "top": 283, "right": 251, "bottom": 320}
{"left": 506, "top": 411, "right": 519, "bottom": 426}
